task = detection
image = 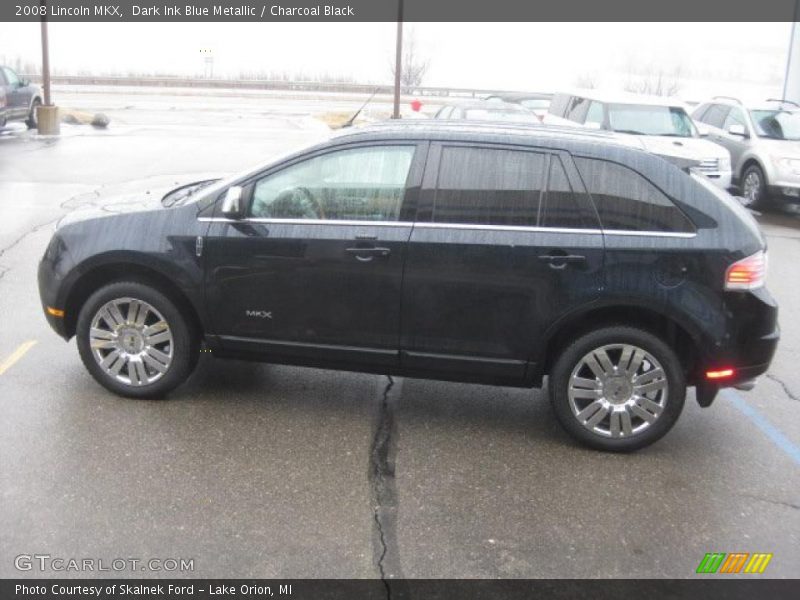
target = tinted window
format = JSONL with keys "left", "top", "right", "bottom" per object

{"left": 692, "top": 103, "right": 710, "bottom": 121}
{"left": 548, "top": 94, "right": 570, "bottom": 117}
{"left": 250, "top": 145, "right": 415, "bottom": 221}
{"left": 566, "top": 97, "right": 590, "bottom": 122}
{"left": 433, "top": 147, "right": 545, "bottom": 226}
{"left": 539, "top": 157, "right": 598, "bottom": 229}
{"left": 700, "top": 104, "right": 731, "bottom": 129}
{"left": 574, "top": 157, "right": 695, "bottom": 233}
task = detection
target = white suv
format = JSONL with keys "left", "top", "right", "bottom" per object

{"left": 692, "top": 97, "right": 800, "bottom": 207}
{"left": 543, "top": 91, "right": 732, "bottom": 189}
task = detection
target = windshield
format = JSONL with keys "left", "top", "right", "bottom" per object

{"left": 607, "top": 104, "right": 697, "bottom": 137}
{"left": 464, "top": 108, "right": 538, "bottom": 123}
{"left": 750, "top": 109, "right": 800, "bottom": 141}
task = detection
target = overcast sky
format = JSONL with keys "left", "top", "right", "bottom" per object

{"left": 0, "top": 22, "right": 792, "bottom": 100}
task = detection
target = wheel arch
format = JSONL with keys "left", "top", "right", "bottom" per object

{"left": 63, "top": 261, "right": 204, "bottom": 341}
{"left": 536, "top": 303, "right": 704, "bottom": 385}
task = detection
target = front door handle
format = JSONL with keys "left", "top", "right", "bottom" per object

{"left": 538, "top": 253, "right": 586, "bottom": 269}
{"left": 345, "top": 246, "right": 391, "bottom": 262}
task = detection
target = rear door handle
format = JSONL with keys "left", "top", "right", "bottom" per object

{"left": 538, "top": 254, "right": 586, "bottom": 269}
{"left": 345, "top": 246, "right": 391, "bottom": 262}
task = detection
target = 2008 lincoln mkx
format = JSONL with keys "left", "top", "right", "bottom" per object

{"left": 38, "top": 122, "right": 779, "bottom": 451}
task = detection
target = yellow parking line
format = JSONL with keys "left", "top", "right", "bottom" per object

{"left": 0, "top": 340, "right": 38, "bottom": 376}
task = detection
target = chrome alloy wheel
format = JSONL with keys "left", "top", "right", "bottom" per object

{"left": 568, "top": 344, "right": 668, "bottom": 438}
{"left": 89, "top": 297, "right": 174, "bottom": 386}
{"left": 743, "top": 170, "right": 762, "bottom": 205}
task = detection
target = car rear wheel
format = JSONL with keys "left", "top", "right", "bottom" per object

{"left": 76, "top": 281, "right": 199, "bottom": 399}
{"left": 26, "top": 98, "right": 41, "bottom": 129}
{"left": 741, "top": 164, "right": 768, "bottom": 209}
{"left": 549, "top": 326, "right": 686, "bottom": 451}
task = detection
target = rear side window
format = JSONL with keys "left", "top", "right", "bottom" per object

{"left": 539, "top": 157, "right": 598, "bottom": 229}
{"left": 433, "top": 147, "right": 545, "bottom": 226}
{"left": 699, "top": 104, "right": 731, "bottom": 129}
{"left": 548, "top": 94, "right": 570, "bottom": 117}
{"left": 566, "top": 97, "right": 590, "bottom": 122}
{"left": 574, "top": 157, "right": 695, "bottom": 233}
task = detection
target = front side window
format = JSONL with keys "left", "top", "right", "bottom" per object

{"left": 606, "top": 104, "right": 697, "bottom": 137}
{"left": 250, "top": 145, "right": 415, "bottom": 221}
{"left": 433, "top": 147, "right": 545, "bottom": 226}
{"left": 750, "top": 109, "right": 800, "bottom": 140}
{"left": 722, "top": 107, "right": 748, "bottom": 133}
{"left": 574, "top": 157, "right": 695, "bottom": 233}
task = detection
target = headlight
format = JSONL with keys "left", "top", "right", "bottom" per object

{"left": 773, "top": 156, "right": 800, "bottom": 174}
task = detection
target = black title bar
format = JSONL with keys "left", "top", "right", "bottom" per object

{"left": 3, "top": 0, "right": 800, "bottom": 22}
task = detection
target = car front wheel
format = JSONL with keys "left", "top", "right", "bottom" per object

{"left": 741, "top": 164, "right": 768, "bottom": 209}
{"left": 549, "top": 326, "right": 686, "bottom": 451}
{"left": 26, "top": 98, "right": 41, "bottom": 129}
{"left": 76, "top": 281, "right": 199, "bottom": 399}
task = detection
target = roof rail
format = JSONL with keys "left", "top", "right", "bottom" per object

{"left": 712, "top": 95, "right": 743, "bottom": 105}
{"left": 765, "top": 98, "right": 800, "bottom": 108}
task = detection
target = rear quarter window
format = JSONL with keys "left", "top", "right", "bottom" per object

{"left": 574, "top": 157, "right": 695, "bottom": 233}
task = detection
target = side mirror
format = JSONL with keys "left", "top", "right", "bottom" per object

{"left": 19, "top": 79, "right": 29, "bottom": 87}
{"left": 221, "top": 186, "right": 243, "bottom": 218}
{"left": 583, "top": 121, "right": 602, "bottom": 130}
{"left": 696, "top": 123, "right": 710, "bottom": 137}
{"left": 728, "top": 123, "right": 747, "bottom": 138}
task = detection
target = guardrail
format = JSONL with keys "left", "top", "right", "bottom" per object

{"left": 24, "top": 74, "right": 521, "bottom": 98}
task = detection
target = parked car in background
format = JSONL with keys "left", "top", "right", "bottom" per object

{"left": 434, "top": 100, "right": 539, "bottom": 124}
{"left": 544, "top": 91, "right": 732, "bottom": 189}
{"left": 485, "top": 92, "right": 553, "bottom": 120}
{"left": 39, "top": 121, "right": 778, "bottom": 451}
{"left": 692, "top": 97, "right": 800, "bottom": 207}
{"left": 0, "top": 66, "right": 42, "bottom": 129}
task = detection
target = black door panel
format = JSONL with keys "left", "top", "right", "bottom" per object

{"left": 205, "top": 222, "right": 411, "bottom": 361}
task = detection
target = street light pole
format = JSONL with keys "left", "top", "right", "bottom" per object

{"left": 40, "top": 0, "right": 51, "bottom": 106}
{"left": 392, "top": 0, "right": 404, "bottom": 119}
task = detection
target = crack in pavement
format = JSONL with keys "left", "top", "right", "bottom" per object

{"left": 766, "top": 372, "right": 800, "bottom": 402}
{"left": 740, "top": 493, "right": 800, "bottom": 511}
{"left": 368, "top": 375, "right": 408, "bottom": 599}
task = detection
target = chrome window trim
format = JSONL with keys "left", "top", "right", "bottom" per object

{"left": 197, "top": 216, "right": 697, "bottom": 238}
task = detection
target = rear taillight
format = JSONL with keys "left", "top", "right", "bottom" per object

{"left": 725, "top": 250, "right": 767, "bottom": 291}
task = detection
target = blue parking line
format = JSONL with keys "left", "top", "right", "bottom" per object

{"left": 722, "top": 389, "right": 800, "bottom": 466}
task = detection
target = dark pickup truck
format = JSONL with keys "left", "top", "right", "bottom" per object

{"left": 0, "top": 66, "right": 42, "bottom": 129}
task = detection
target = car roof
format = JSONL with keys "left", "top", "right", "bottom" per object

{"left": 703, "top": 97, "right": 800, "bottom": 112}
{"left": 486, "top": 92, "right": 553, "bottom": 101}
{"left": 438, "top": 100, "right": 529, "bottom": 111}
{"left": 554, "top": 89, "right": 689, "bottom": 108}
{"left": 331, "top": 119, "right": 636, "bottom": 152}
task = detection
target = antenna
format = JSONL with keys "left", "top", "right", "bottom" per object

{"left": 340, "top": 87, "right": 381, "bottom": 129}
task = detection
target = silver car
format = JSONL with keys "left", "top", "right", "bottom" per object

{"left": 692, "top": 97, "right": 800, "bottom": 207}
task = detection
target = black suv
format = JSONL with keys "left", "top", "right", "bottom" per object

{"left": 39, "top": 122, "right": 779, "bottom": 451}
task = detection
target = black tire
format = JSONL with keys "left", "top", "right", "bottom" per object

{"left": 26, "top": 98, "right": 41, "bottom": 129}
{"left": 549, "top": 326, "right": 686, "bottom": 452}
{"left": 741, "top": 163, "right": 769, "bottom": 209}
{"left": 76, "top": 281, "right": 199, "bottom": 399}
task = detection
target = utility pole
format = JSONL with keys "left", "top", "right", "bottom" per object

{"left": 392, "top": 0, "right": 403, "bottom": 119}
{"left": 38, "top": 0, "right": 59, "bottom": 134}
{"left": 40, "top": 0, "right": 51, "bottom": 105}
{"left": 783, "top": 2, "right": 800, "bottom": 103}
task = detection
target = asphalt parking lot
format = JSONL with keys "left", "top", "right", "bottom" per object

{"left": 1, "top": 87, "right": 798, "bottom": 579}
